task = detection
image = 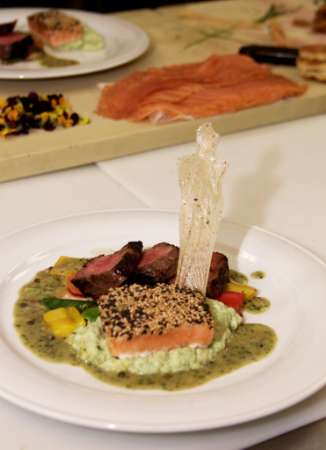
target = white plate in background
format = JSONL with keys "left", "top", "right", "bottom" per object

{"left": 0, "top": 8, "right": 149, "bottom": 79}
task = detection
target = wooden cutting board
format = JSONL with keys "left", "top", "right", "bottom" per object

{"left": 1, "top": 0, "right": 325, "bottom": 182}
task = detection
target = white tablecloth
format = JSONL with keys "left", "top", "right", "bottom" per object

{"left": 2, "top": 114, "right": 326, "bottom": 449}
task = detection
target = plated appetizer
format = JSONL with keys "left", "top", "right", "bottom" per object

{"left": 14, "top": 242, "right": 275, "bottom": 390}
{"left": 14, "top": 124, "right": 276, "bottom": 390}
{"left": 27, "top": 10, "right": 104, "bottom": 53}
{"left": 0, "top": 9, "right": 104, "bottom": 67}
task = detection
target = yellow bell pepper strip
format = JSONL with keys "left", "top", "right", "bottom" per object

{"left": 225, "top": 281, "right": 257, "bottom": 301}
{"left": 41, "top": 297, "right": 99, "bottom": 322}
{"left": 43, "top": 306, "right": 85, "bottom": 337}
{"left": 50, "top": 256, "right": 86, "bottom": 277}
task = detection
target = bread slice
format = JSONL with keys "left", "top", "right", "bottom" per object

{"left": 298, "top": 45, "right": 326, "bottom": 82}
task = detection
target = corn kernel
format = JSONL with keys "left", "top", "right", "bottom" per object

{"left": 79, "top": 116, "right": 90, "bottom": 125}
{"left": 59, "top": 96, "right": 68, "bottom": 108}
{"left": 57, "top": 115, "right": 65, "bottom": 125}
{"left": 63, "top": 119, "right": 73, "bottom": 128}
{"left": 8, "top": 109, "right": 19, "bottom": 121}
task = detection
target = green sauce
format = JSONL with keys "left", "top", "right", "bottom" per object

{"left": 40, "top": 54, "right": 78, "bottom": 68}
{"left": 14, "top": 268, "right": 276, "bottom": 391}
{"left": 244, "top": 297, "right": 271, "bottom": 314}
{"left": 83, "top": 323, "right": 276, "bottom": 390}
{"left": 251, "top": 271, "right": 266, "bottom": 280}
{"left": 229, "top": 269, "right": 248, "bottom": 285}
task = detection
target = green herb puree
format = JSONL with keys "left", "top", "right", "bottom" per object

{"left": 14, "top": 267, "right": 276, "bottom": 390}
{"left": 57, "top": 26, "right": 104, "bottom": 52}
{"left": 244, "top": 297, "right": 271, "bottom": 314}
{"left": 251, "top": 271, "right": 266, "bottom": 280}
{"left": 229, "top": 269, "right": 248, "bottom": 284}
{"left": 40, "top": 54, "right": 78, "bottom": 68}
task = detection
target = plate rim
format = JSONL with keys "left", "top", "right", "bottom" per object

{"left": 1, "top": 208, "right": 326, "bottom": 433}
{"left": 0, "top": 8, "right": 150, "bottom": 80}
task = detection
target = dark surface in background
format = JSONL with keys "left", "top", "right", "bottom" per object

{"left": 0, "top": 0, "right": 195, "bottom": 12}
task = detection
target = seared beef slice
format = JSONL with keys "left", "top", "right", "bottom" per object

{"left": 136, "top": 242, "right": 179, "bottom": 284}
{"left": 206, "top": 252, "right": 229, "bottom": 298}
{"left": 71, "top": 241, "right": 143, "bottom": 298}
{"left": 0, "top": 33, "right": 33, "bottom": 62}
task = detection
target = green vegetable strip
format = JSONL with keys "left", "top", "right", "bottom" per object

{"left": 41, "top": 297, "right": 96, "bottom": 311}
{"left": 82, "top": 307, "right": 100, "bottom": 322}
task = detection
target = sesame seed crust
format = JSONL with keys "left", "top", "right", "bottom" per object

{"left": 98, "top": 283, "right": 213, "bottom": 340}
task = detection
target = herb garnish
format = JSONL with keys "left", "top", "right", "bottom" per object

{"left": 41, "top": 297, "right": 99, "bottom": 322}
{"left": 256, "top": 3, "right": 301, "bottom": 24}
{"left": 185, "top": 28, "right": 232, "bottom": 49}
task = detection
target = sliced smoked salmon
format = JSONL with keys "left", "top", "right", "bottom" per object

{"left": 96, "top": 54, "right": 306, "bottom": 124}
{"left": 98, "top": 283, "right": 214, "bottom": 357}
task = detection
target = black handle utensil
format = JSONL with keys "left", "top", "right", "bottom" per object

{"left": 239, "top": 45, "right": 299, "bottom": 66}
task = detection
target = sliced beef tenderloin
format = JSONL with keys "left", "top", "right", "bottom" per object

{"left": 135, "top": 242, "right": 179, "bottom": 285}
{"left": 206, "top": 252, "right": 229, "bottom": 298}
{"left": 0, "top": 20, "right": 17, "bottom": 36}
{"left": 71, "top": 241, "right": 143, "bottom": 298}
{"left": 0, "top": 32, "right": 33, "bottom": 62}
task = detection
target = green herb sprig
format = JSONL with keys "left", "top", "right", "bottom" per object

{"left": 256, "top": 4, "right": 301, "bottom": 24}
{"left": 185, "top": 28, "right": 232, "bottom": 49}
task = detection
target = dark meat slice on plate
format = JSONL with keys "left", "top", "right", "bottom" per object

{"left": 0, "top": 32, "right": 33, "bottom": 62}
{"left": 206, "top": 252, "right": 229, "bottom": 298}
{"left": 134, "top": 243, "right": 228, "bottom": 296}
{"left": 71, "top": 241, "right": 143, "bottom": 298}
{"left": 135, "top": 242, "right": 179, "bottom": 285}
{"left": 0, "top": 20, "right": 17, "bottom": 36}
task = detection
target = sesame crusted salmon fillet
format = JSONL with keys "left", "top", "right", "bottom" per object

{"left": 96, "top": 54, "right": 306, "bottom": 124}
{"left": 28, "top": 10, "right": 83, "bottom": 49}
{"left": 98, "top": 283, "right": 214, "bottom": 357}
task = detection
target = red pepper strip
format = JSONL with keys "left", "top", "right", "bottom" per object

{"left": 218, "top": 291, "right": 245, "bottom": 313}
{"left": 66, "top": 275, "right": 84, "bottom": 298}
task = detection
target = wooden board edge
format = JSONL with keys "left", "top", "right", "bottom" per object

{"left": 0, "top": 94, "right": 324, "bottom": 183}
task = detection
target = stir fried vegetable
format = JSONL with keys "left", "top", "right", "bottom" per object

{"left": 42, "top": 297, "right": 99, "bottom": 322}
{"left": 43, "top": 306, "right": 85, "bottom": 337}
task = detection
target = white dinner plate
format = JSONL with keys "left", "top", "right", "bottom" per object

{"left": 1, "top": 210, "right": 326, "bottom": 432}
{"left": 0, "top": 9, "right": 149, "bottom": 79}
